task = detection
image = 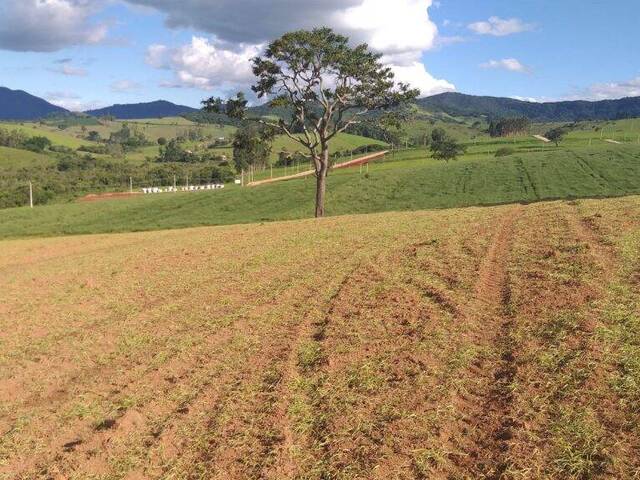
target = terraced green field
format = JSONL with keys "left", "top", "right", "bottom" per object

{"left": 2, "top": 142, "right": 640, "bottom": 239}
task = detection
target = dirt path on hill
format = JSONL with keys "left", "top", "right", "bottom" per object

{"left": 247, "top": 151, "right": 388, "bottom": 187}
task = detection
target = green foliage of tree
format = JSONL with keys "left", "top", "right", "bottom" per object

{"left": 430, "top": 128, "right": 466, "bottom": 162}
{"left": 203, "top": 27, "right": 418, "bottom": 217}
{"left": 157, "top": 137, "right": 167, "bottom": 146}
{"left": 431, "top": 127, "right": 447, "bottom": 145}
{"left": 87, "top": 130, "right": 101, "bottom": 142}
{"left": 0, "top": 127, "right": 50, "bottom": 152}
{"left": 157, "top": 139, "right": 197, "bottom": 163}
{"left": 489, "top": 117, "right": 531, "bottom": 137}
{"left": 22, "top": 136, "right": 52, "bottom": 152}
{"left": 0, "top": 127, "right": 29, "bottom": 149}
{"left": 345, "top": 119, "right": 404, "bottom": 145}
{"left": 108, "top": 123, "right": 150, "bottom": 148}
{"left": 232, "top": 123, "right": 276, "bottom": 172}
{"left": 545, "top": 127, "right": 570, "bottom": 146}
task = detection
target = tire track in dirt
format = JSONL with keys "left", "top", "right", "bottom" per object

{"left": 2, "top": 256, "right": 338, "bottom": 479}
{"left": 265, "top": 211, "right": 513, "bottom": 478}
{"left": 156, "top": 258, "right": 368, "bottom": 480}
{"left": 565, "top": 202, "right": 617, "bottom": 276}
{"left": 562, "top": 202, "right": 634, "bottom": 474}
{"left": 262, "top": 261, "right": 365, "bottom": 480}
{"left": 265, "top": 236, "right": 451, "bottom": 479}
{"left": 445, "top": 205, "right": 523, "bottom": 478}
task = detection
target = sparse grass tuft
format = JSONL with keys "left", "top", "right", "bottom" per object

{"left": 550, "top": 408, "right": 609, "bottom": 479}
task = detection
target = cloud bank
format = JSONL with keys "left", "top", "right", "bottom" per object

{"left": 135, "top": 0, "right": 454, "bottom": 97}
{"left": 0, "top": 0, "right": 107, "bottom": 52}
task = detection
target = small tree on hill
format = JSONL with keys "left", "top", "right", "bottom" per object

{"left": 203, "top": 27, "right": 418, "bottom": 217}
{"left": 232, "top": 123, "right": 276, "bottom": 172}
{"left": 430, "top": 128, "right": 466, "bottom": 162}
{"left": 545, "top": 127, "right": 569, "bottom": 146}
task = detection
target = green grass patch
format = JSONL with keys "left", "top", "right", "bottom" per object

{"left": 2, "top": 143, "right": 640, "bottom": 239}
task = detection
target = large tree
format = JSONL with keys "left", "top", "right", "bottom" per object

{"left": 203, "top": 27, "right": 418, "bottom": 217}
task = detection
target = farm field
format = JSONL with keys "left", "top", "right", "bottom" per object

{"left": 2, "top": 143, "right": 640, "bottom": 239}
{"left": 2, "top": 195, "right": 640, "bottom": 478}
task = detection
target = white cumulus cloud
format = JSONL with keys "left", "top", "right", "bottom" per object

{"left": 565, "top": 77, "right": 640, "bottom": 101}
{"left": 481, "top": 58, "right": 530, "bottom": 74}
{"left": 147, "top": 37, "right": 261, "bottom": 92}
{"left": 0, "top": 0, "right": 108, "bottom": 52}
{"left": 468, "top": 16, "right": 534, "bottom": 37}
{"left": 140, "top": 0, "right": 453, "bottom": 97}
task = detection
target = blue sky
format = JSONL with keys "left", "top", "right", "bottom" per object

{"left": 0, "top": 0, "right": 638, "bottom": 110}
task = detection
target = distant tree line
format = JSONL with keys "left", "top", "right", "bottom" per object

{"left": 488, "top": 117, "right": 531, "bottom": 137}
{"left": 0, "top": 149, "right": 235, "bottom": 209}
{"left": 0, "top": 127, "right": 52, "bottom": 152}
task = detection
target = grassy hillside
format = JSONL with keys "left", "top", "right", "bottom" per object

{"left": 0, "top": 122, "right": 92, "bottom": 149}
{"left": 0, "top": 146, "right": 53, "bottom": 169}
{"left": 2, "top": 141, "right": 640, "bottom": 239}
{"left": 2, "top": 196, "right": 640, "bottom": 478}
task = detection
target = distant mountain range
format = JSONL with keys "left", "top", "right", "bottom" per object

{"left": 0, "top": 87, "right": 67, "bottom": 120}
{"left": 418, "top": 92, "right": 640, "bottom": 122}
{"left": 2, "top": 86, "right": 640, "bottom": 123}
{"left": 85, "top": 100, "right": 198, "bottom": 119}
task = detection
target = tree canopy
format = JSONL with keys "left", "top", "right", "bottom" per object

{"left": 545, "top": 127, "right": 570, "bottom": 146}
{"left": 430, "top": 128, "right": 466, "bottom": 162}
{"left": 203, "top": 27, "right": 418, "bottom": 217}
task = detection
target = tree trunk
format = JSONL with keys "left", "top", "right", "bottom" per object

{"left": 315, "top": 148, "right": 329, "bottom": 218}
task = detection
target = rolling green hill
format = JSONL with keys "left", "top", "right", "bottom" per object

{"left": 0, "top": 146, "right": 53, "bottom": 169}
{"left": 85, "top": 100, "right": 198, "bottom": 119}
{"left": 418, "top": 92, "right": 640, "bottom": 122}
{"left": 2, "top": 140, "right": 640, "bottom": 239}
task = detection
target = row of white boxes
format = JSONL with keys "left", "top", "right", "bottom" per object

{"left": 142, "top": 184, "right": 225, "bottom": 194}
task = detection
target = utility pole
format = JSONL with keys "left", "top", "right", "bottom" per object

{"left": 186, "top": 174, "right": 189, "bottom": 190}
{"left": 129, "top": 177, "right": 133, "bottom": 193}
{"left": 241, "top": 169, "right": 244, "bottom": 187}
{"left": 29, "top": 181, "right": 33, "bottom": 209}
{"left": 173, "top": 175, "right": 177, "bottom": 189}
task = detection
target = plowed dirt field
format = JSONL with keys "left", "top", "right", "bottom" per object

{"left": 2, "top": 197, "right": 640, "bottom": 479}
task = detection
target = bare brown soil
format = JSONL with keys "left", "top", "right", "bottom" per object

{"left": 2, "top": 197, "right": 640, "bottom": 479}
{"left": 78, "top": 191, "right": 142, "bottom": 202}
